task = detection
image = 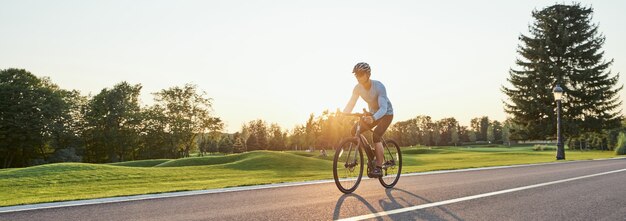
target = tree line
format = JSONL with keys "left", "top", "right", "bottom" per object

{"left": 0, "top": 68, "right": 223, "bottom": 168}
{"left": 386, "top": 116, "right": 512, "bottom": 147}
{"left": 0, "top": 69, "right": 517, "bottom": 169}
{"left": 204, "top": 111, "right": 511, "bottom": 155}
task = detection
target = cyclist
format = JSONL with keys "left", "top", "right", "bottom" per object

{"left": 343, "top": 62, "right": 394, "bottom": 178}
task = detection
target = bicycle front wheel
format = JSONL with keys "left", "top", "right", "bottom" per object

{"left": 333, "top": 138, "right": 364, "bottom": 194}
{"left": 379, "top": 140, "right": 402, "bottom": 188}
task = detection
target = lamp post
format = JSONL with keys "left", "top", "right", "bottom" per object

{"left": 553, "top": 85, "right": 565, "bottom": 160}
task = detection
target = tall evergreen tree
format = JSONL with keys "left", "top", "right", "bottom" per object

{"left": 232, "top": 132, "right": 246, "bottom": 153}
{"left": 503, "top": 3, "right": 622, "bottom": 140}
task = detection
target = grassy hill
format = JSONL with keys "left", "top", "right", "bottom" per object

{"left": 0, "top": 147, "right": 618, "bottom": 207}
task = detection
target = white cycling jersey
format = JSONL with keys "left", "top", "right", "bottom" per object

{"left": 343, "top": 79, "right": 394, "bottom": 120}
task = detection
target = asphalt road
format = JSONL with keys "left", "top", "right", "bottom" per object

{"left": 2, "top": 158, "right": 625, "bottom": 221}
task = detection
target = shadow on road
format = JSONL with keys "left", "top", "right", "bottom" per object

{"left": 333, "top": 193, "right": 383, "bottom": 221}
{"left": 333, "top": 187, "right": 464, "bottom": 221}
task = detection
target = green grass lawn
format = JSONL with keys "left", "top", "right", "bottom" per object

{"left": 0, "top": 146, "right": 620, "bottom": 207}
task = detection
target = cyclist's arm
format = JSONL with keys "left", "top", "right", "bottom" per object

{"left": 342, "top": 86, "right": 359, "bottom": 114}
{"left": 373, "top": 83, "right": 389, "bottom": 121}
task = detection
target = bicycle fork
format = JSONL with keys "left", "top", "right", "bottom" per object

{"left": 342, "top": 144, "right": 358, "bottom": 171}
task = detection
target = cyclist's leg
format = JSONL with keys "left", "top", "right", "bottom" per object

{"left": 372, "top": 115, "right": 394, "bottom": 167}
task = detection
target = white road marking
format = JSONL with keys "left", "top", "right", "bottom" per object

{"left": 337, "top": 168, "right": 626, "bottom": 221}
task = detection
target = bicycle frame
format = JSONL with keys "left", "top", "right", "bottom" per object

{"left": 350, "top": 118, "right": 388, "bottom": 169}
{"left": 353, "top": 120, "right": 374, "bottom": 160}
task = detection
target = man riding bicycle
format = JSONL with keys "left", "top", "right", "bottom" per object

{"left": 343, "top": 62, "right": 394, "bottom": 178}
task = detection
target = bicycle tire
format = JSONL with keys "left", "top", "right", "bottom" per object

{"left": 333, "top": 137, "right": 364, "bottom": 194}
{"left": 379, "top": 140, "right": 402, "bottom": 188}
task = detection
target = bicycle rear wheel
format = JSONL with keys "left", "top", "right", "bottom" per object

{"left": 333, "top": 138, "right": 364, "bottom": 194}
{"left": 379, "top": 140, "right": 402, "bottom": 188}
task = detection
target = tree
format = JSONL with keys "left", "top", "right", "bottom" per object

{"left": 153, "top": 84, "right": 223, "bottom": 157}
{"left": 245, "top": 119, "right": 268, "bottom": 151}
{"left": 615, "top": 132, "right": 626, "bottom": 155}
{"left": 470, "top": 117, "right": 490, "bottom": 141}
{"left": 268, "top": 123, "right": 286, "bottom": 151}
{"left": 246, "top": 133, "right": 258, "bottom": 151}
{"left": 503, "top": 3, "right": 622, "bottom": 140}
{"left": 0, "top": 69, "right": 72, "bottom": 168}
{"left": 502, "top": 121, "right": 512, "bottom": 146}
{"left": 304, "top": 114, "right": 319, "bottom": 149}
{"left": 436, "top": 117, "right": 459, "bottom": 145}
{"left": 239, "top": 125, "right": 250, "bottom": 151}
{"left": 197, "top": 135, "right": 209, "bottom": 155}
{"left": 492, "top": 120, "right": 503, "bottom": 142}
{"left": 138, "top": 105, "right": 171, "bottom": 159}
{"left": 45, "top": 88, "right": 86, "bottom": 163}
{"left": 416, "top": 116, "right": 433, "bottom": 146}
{"left": 468, "top": 131, "right": 477, "bottom": 143}
{"left": 315, "top": 110, "right": 339, "bottom": 149}
{"left": 288, "top": 125, "right": 307, "bottom": 150}
{"left": 219, "top": 135, "right": 234, "bottom": 153}
{"left": 480, "top": 117, "right": 490, "bottom": 141}
{"left": 458, "top": 126, "right": 470, "bottom": 143}
{"left": 451, "top": 126, "right": 459, "bottom": 146}
{"left": 432, "top": 125, "right": 441, "bottom": 146}
{"left": 389, "top": 119, "right": 419, "bottom": 147}
{"left": 83, "top": 82, "right": 142, "bottom": 163}
{"left": 54, "top": 89, "right": 86, "bottom": 142}
{"left": 232, "top": 132, "right": 246, "bottom": 153}
{"left": 487, "top": 124, "right": 495, "bottom": 144}
{"left": 208, "top": 137, "right": 220, "bottom": 154}
{"left": 606, "top": 119, "right": 626, "bottom": 150}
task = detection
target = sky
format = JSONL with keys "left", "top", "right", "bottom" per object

{"left": 1, "top": 0, "right": 625, "bottom": 133}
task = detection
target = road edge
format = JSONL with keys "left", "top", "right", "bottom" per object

{"left": 1, "top": 156, "right": 624, "bottom": 213}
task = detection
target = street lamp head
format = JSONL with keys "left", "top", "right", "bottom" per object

{"left": 553, "top": 84, "right": 564, "bottom": 101}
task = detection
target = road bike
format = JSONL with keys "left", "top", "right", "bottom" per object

{"left": 333, "top": 110, "right": 402, "bottom": 193}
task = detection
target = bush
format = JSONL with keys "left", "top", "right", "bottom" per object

{"left": 532, "top": 145, "right": 556, "bottom": 151}
{"left": 28, "top": 158, "right": 47, "bottom": 166}
{"left": 615, "top": 132, "right": 626, "bottom": 155}
{"left": 48, "top": 148, "right": 83, "bottom": 163}
{"left": 567, "top": 132, "right": 610, "bottom": 150}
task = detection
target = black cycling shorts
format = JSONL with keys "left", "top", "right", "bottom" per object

{"left": 352, "top": 115, "right": 394, "bottom": 143}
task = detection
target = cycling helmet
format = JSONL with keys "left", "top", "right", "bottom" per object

{"left": 352, "top": 62, "right": 371, "bottom": 73}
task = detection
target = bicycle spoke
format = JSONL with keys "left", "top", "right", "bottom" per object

{"left": 379, "top": 140, "right": 402, "bottom": 188}
{"left": 333, "top": 138, "right": 363, "bottom": 193}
